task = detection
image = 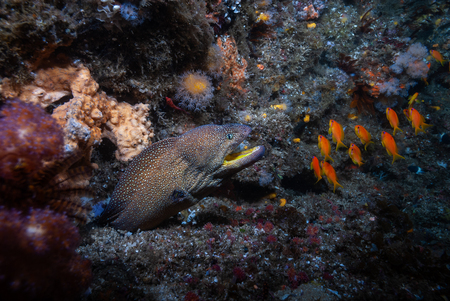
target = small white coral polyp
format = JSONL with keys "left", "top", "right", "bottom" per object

{"left": 175, "top": 71, "right": 214, "bottom": 111}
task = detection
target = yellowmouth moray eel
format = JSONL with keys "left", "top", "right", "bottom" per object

{"left": 99, "top": 124, "right": 265, "bottom": 231}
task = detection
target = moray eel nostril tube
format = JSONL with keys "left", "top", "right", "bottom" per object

{"left": 99, "top": 124, "right": 265, "bottom": 231}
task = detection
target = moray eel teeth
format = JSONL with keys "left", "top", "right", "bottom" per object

{"left": 99, "top": 124, "right": 265, "bottom": 231}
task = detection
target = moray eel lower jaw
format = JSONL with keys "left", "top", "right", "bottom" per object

{"left": 216, "top": 144, "right": 265, "bottom": 177}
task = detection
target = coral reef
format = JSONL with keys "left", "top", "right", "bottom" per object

{"left": 1, "top": 0, "right": 450, "bottom": 300}
{"left": 1, "top": 65, "right": 154, "bottom": 161}
{"left": 0, "top": 99, "right": 92, "bottom": 223}
{"left": 0, "top": 99, "right": 92, "bottom": 300}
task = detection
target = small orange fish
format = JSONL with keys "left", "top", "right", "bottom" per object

{"left": 320, "top": 161, "right": 343, "bottom": 193}
{"left": 310, "top": 156, "right": 322, "bottom": 183}
{"left": 348, "top": 143, "right": 363, "bottom": 166}
{"left": 381, "top": 131, "right": 405, "bottom": 164}
{"left": 329, "top": 119, "right": 347, "bottom": 150}
{"left": 318, "top": 135, "right": 334, "bottom": 162}
{"left": 354, "top": 125, "right": 374, "bottom": 150}
{"left": 430, "top": 50, "right": 445, "bottom": 66}
{"left": 408, "top": 92, "right": 419, "bottom": 106}
{"left": 386, "top": 107, "right": 403, "bottom": 135}
{"left": 408, "top": 107, "right": 433, "bottom": 135}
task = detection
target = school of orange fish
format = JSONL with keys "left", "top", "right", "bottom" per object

{"left": 311, "top": 101, "right": 433, "bottom": 193}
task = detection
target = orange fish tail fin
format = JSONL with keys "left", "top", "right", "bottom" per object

{"left": 364, "top": 141, "right": 374, "bottom": 151}
{"left": 421, "top": 123, "right": 432, "bottom": 131}
{"left": 333, "top": 181, "right": 343, "bottom": 193}
{"left": 315, "top": 176, "right": 322, "bottom": 184}
{"left": 415, "top": 126, "right": 425, "bottom": 136}
{"left": 392, "top": 153, "right": 405, "bottom": 164}
{"left": 350, "top": 157, "right": 363, "bottom": 166}
{"left": 393, "top": 127, "right": 403, "bottom": 136}
{"left": 325, "top": 155, "right": 334, "bottom": 163}
{"left": 336, "top": 141, "right": 348, "bottom": 151}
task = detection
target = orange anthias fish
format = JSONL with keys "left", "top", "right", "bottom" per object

{"left": 403, "top": 108, "right": 411, "bottom": 121}
{"left": 348, "top": 143, "right": 363, "bottom": 166}
{"left": 408, "top": 92, "right": 419, "bottom": 106}
{"left": 310, "top": 156, "right": 322, "bottom": 183}
{"left": 386, "top": 107, "right": 403, "bottom": 135}
{"left": 318, "top": 135, "right": 334, "bottom": 162}
{"left": 354, "top": 125, "right": 374, "bottom": 150}
{"left": 430, "top": 50, "right": 445, "bottom": 65}
{"left": 320, "top": 161, "right": 343, "bottom": 193}
{"left": 329, "top": 119, "right": 348, "bottom": 150}
{"left": 381, "top": 131, "right": 405, "bottom": 164}
{"left": 408, "top": 107, "right": 433, "bottom": 135}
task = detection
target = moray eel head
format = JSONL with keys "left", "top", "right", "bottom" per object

{"left": 216, "top": 130, "right": 265, "bottom": 177}
{"left": 177, "top": 124, "right": 265, "bottom": 179}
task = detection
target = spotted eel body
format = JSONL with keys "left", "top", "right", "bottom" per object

{"left": 99, "top": 124, "right": 265, "bottom": 231}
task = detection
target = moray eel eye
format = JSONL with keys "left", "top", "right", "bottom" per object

{"left": 226, "top": 133, "right": 234, "bottom": 140}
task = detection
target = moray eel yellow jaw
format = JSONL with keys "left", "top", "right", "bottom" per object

{"left": 224, "top": 146, "right": 264, "bottom": 166}
{"left": 218, "top": 145, "right": 265, "bottom": 175}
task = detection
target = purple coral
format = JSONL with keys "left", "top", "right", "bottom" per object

{"left": 389, "top": 43, "right": 429, "bottom": 78}
{"left": 0, "top": 99, "right": 64, "bottom": 181}
{"left": 377, "top": 78, "right": 402, "bottom": 96}
{"left": 0, "top": 207, "right": 92, "bottom": 300}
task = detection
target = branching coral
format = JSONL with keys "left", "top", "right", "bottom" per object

{"left": 1, "top": 65, "right": 154, "bottom": 161}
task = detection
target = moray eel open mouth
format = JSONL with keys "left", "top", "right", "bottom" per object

{"left": 223, "top": 145, "right": 265, "bottom": 168}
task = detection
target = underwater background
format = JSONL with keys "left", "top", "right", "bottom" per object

{"left": 1, "top": 0, "right": 450, "bottom": 300}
